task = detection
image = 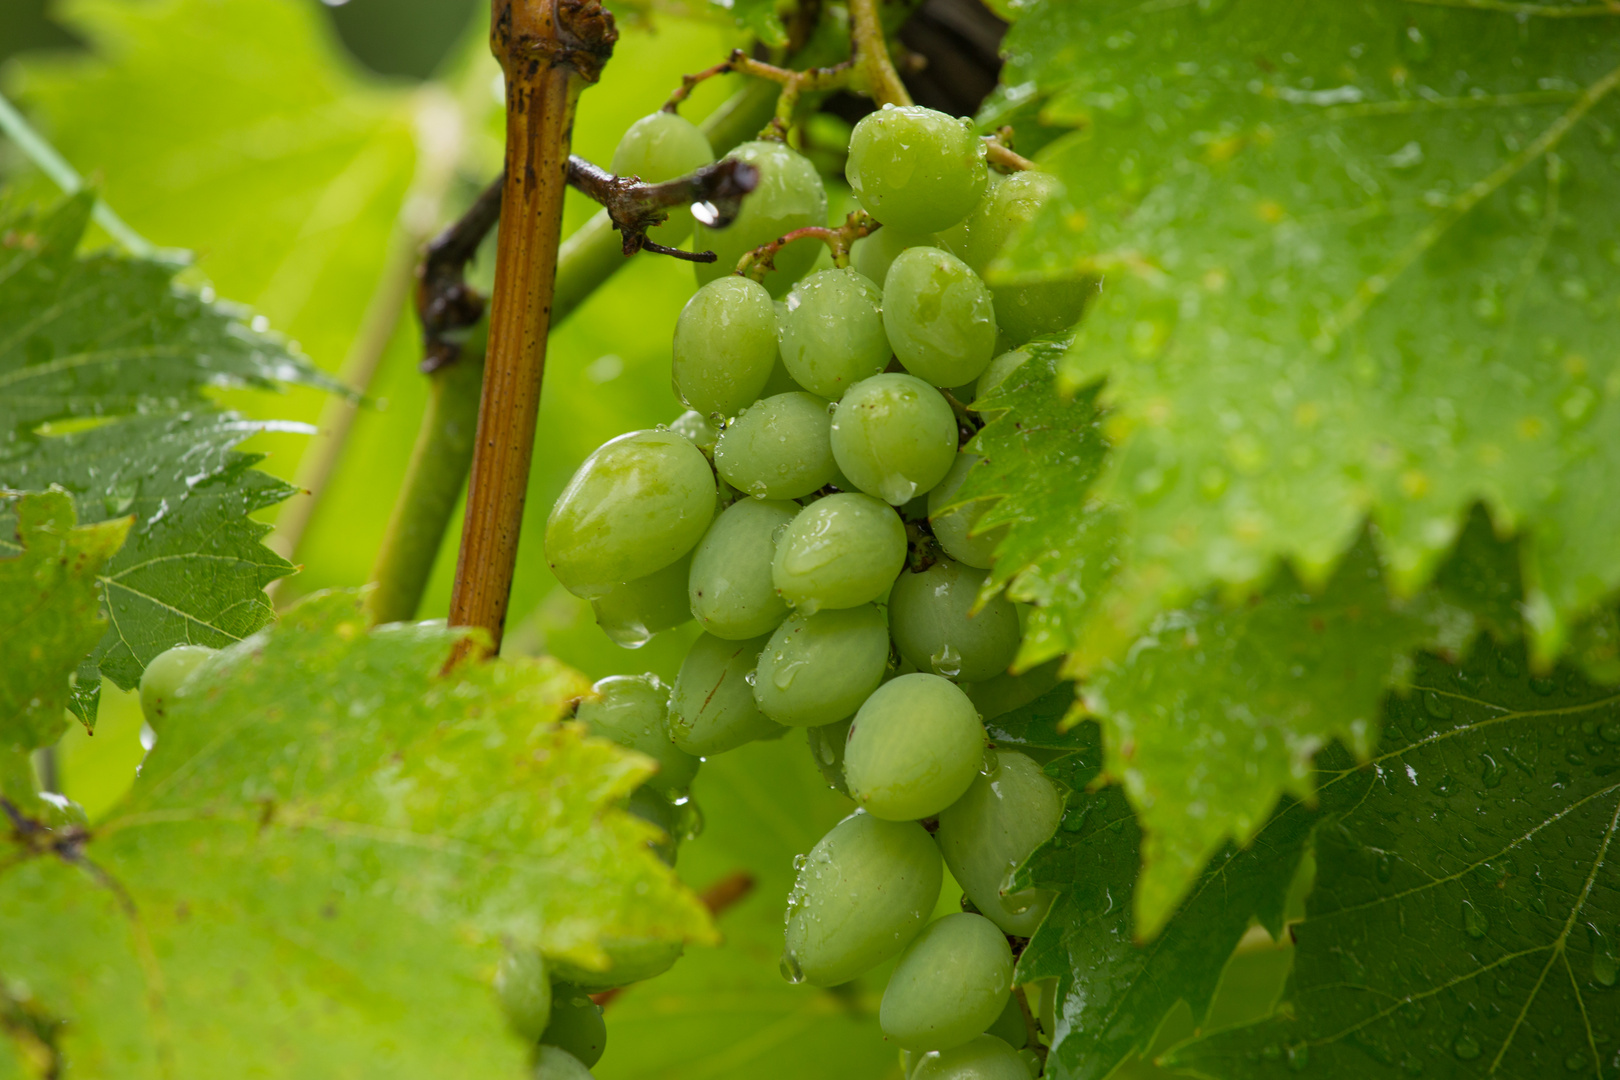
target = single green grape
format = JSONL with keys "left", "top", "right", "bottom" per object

{"left": 830, "top": 373, "right": 959, "bottom": 506}
{"left": 777, "top": 268, "right": 891, "bottom": 399}
{"left": 782, "top": 811, "right": 943, "bottom": 986}
{"left": 669, "top": 632, "right": 782, "bottom": 755}
{"left": 889, "top": 559, "right": 1020, "bottom": 682}
{"left": 694, "top": 140, "right": 828, "bottom": 296}
{"left": 753, "top": 605, "right": 889, "bottom": 727}
{"left": 910, "top": 1035, "right": 1028, "bottom": 1080}
{"left": 545, "top": 430, "right": 716, "bottom": 599}
{"left": 806, "top": 716, "right": 853, "bottom": 795}
{"left": 495, "top": 948, "right": 551, "bottom": 1042}
{"left": 963, "top": 659, "right": 1063, "bottom": 723}
{"left": 881, "top": 913, "right": 1015, "bottom": 1051}
{"left": 883, "top": 247, "right": 998, "bottom": 388}
{"left": 771, "top": 493, "right": 908, "bottom": 615}
{"left": 549, "top": 935, "right": 683, "bottom": 992}
{"left": 846, "top": 106, "right": 988, "bottom": 233}
{"left": 952, "top": 170, "right": 1089, "bottom": 345}
{"left": 588, "top": 552, "right": 694, "bottom": 648}
{"left": 926, "top": 455, "right": 1006, "bottom": 570}
{"left": 535, "top": 1044, "right": 596, "bottom": 1079}
{"left": 672, "top": 276, "right": 779, "bottom": 418}
{"left": 611, "top": 110, "right": 715, "bottom": 246}
{"left": 688, "top": 498, "right": 797, "bottom": 639}
{"left": 542, "top": 984, "right": 606, "bottom": 1067}
{"left": 972, "top": 347, "right": 1031, "bottom": 408}
{"left": 669, "top": 409, "right": 719, "bottom": 454}
{"left": 714, "top": 392, "right": 837, "bottom": 500}
{"left": 139, "top": 644, "right": 215, "bottom": 724}
{"left": 844, "top": 673, "right": 985, "bottom": 821}
{"left": 935, "top": 750, "right": 1064, "bottom": 936}
{"left": 851, "top": 225, "right": 937, "bottom": 288}
{"left": 576, "top": 674, "right": 699, "bottom": 798}
{"left": 985, "top": 993, "right": 1028, "bottom": 1050}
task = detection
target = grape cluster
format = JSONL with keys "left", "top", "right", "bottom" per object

{"left": 540, "top": 103, "right": 1083, "bottom": 1078}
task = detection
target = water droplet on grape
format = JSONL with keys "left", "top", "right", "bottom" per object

{"left": 779, "top": 953, "right": 806, "bottom": 984}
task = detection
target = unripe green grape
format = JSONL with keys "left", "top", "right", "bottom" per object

{"left": 772, "top": 493, "right": 907, "bottom": 615}
{"left": 611, "top": 110, "right": 715, "bottom": 245}
{"left": 964, "top": 660, "right": 1063, "bottom": 723}
{"left": 688, "top": 498, "right": 797, "bottom": 639}
{"left": 545, "top": 430, "right": 716, "bottom": 599}
{"left": 777, "top": 268, "right": 891, "bottom": 399}
{"left": 542, "top": 984, "right": 606, "bottom": 1067}
{"left": 845, "top": 673, "right": 985, "bottom": 821}
{"left": 139, "top": 644, "right": 215, "bottom": 724}
{"left": 549, "top": 935, "right": 683, "bottom": 992}
{"left": 576, "top": 674, "right": 698, "bottom": 798}
{"left": 669, "top": 409, "right": 719, "bottom": 454}
{"left": 495, "top": 948, "right": 551, "bottom": 1042}
{"left": 535, "top": 1044, "right": 595, "bottom": 1079}
{"left": 753, "top": 605, "right": 888, "bottom": 727}
{"left": 851, "top": 225, "right": 936, "bottom": 288}
{"left": 881, "top": 913, "right": 1015, "bottom": 1051}
{"left": 953, "top": 171, "right": 1088, "bottom": 346}
{"left": 985, "top": 993, "right": 1028, "bottom": 1050}
{"left": 694, "top": 141, "right": 828, "bottom": 296}
{"left": 669, "top": 632, "right": 781, "bottom": 754}
{"left": 846, "top": 106, "right": 988, "bottom": 233}
{"left": 927, "top": 455, "right": 1005, "bottom": 570}
{"left": 883, "top": 247, "right": 998, "bottom": 388}
{"left": 807, "top": 716, "right": 853, "bottom": 795}
{"left": 589, "top": 552, "right": 693, "bottom": 648}
{"left": 830, "top": 373, "right": 958, "bottom": 506}
{"left": 910, "top": 1035, "right": 1028, "bottom": 1080}
{"left": 782, "top": 811, "right": 943, "bottom": 986}
{"left": 672, "top": 276, "right": 779, "bottom": 417}
{"left": 972, "top": 348, "right": 1030, "bottom": 407}
{"left": 935, "top": 750, "right": 1063, "bottom": 936}
{"left": 889, "top": 560, "right": 1020, "bottom": 682}
{"left": 714, "top": 392, "right": 837, "bottom": 500}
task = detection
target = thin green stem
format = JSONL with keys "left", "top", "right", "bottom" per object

{"left": 849, "top": 0, "right": 912, "bottom": 108}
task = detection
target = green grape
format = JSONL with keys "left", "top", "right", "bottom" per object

{"left": 542, "top": 984, "right": 606, "bottom": 1067}
{"left": 844, "top": 673, "right": 985, "bottom": 821}
{"left": 782, "top": 811, "right": 943, "bottom": 986}
{"left": 672, "top": 276, "right": 779, "bottom": 417}
{"left": 669, "top": 632, "right": 782, "bottom": 754}
{"left": 611, "top": 110, "right": 715, "bottom": 246}
{"left": 985, "top": 993, "right": 1028, "bottom": 1050}
{"left": 714, "top": 392, "right": 838, "bottom": 500}
{"left": 910, "top": 1036, "right": 1028, "bottom": 1080}
{"left": 881, "top": 913, "right": 1015, "bottom": 1051}
{"left": 846, "top": 106, "right": 988, "bottom": 234}
{"left": 935, "top": 750, "right": 1063, "bottom": 936}
{"left": 807, "top": 716, "right": 853, "bottom": 795}
{"left": 495, "top": 948, "right": 551, "bottom": 1042}
{"left": 694, "top": 140, "right": 828, "bottom": 296}
{"left": 626, "top": 785, "right": 682, "bottom": 865}
{"left": 927, "top": 455, "right": 1005, "bottom": 570}
{"left": 851, "top": 225, "right": 936, "bottom": 288}
{"left": 972, "top": 347, "right": 1030, "bottom": 407}
{"left": 545, "top": 430, "right": 716, "bottom": 599}
{"left": 576, "top": 674, "right": 699, "bottom": 797}
{"left": 889, "top": 559, "right": 1020, "bottom": 682}
{"left": 588, "top": 552, "right": 694, "bottom": 648}
{"left": 688, "top": 498, "right": 797, "bottom": 639}
{"left": 139, "top": 644, "right": 215, "bottom": 724}
{"left": 771, "top": 493, "right": 907, "bottom": 615}
{"left": 883, "top": 248, "right": 998, "bottom": 388}
{"left": 777, "top": 268, "right": 891, "bottom": 399}
{"left": 830, "top": 373, "right": 959, "bottom": 506}
{"left": 753, "top": 605, "right": 888, "bottom": 727}
{"left": 535, "top": 1044, "right": 595, "bottom": 1079}
{"left": 1015, "top": 1048, "right": 1041, "bottom": 1078}
{"left": 952, "top": 171, "right": 1089, "bottom": 345}
{"left": 669, "top": 409, "right": 719, "bottom": 454}
{"left": 549, "top": 936, "right": 683, "bottom": 992}
{"left": 962, "top": 659, "right": 1063, "bottom": 722}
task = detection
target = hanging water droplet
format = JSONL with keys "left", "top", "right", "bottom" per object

{"left": 1453, "top": 1035, "right": 1481, "bottom": 1061}
{"left": 779, "top": 952, "right": 805, "bottom": 984}
{"left": 931, "top": 643, "right": 963, "bottom": 679}
{"left": 744, "top": 668, "right": 758, "bottom": 686}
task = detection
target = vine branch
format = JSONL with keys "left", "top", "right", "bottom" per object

{"left": 849, "top": 0, "right": 913, "bottom": 108}
{"left": 664, "top": 48, "right": 855, "bottom": 139}
{"left": 984, "top": 128, "right": 1038, "bottom": 173}
{"left": 735, "top": 210, "right": 880, "bottom": 278}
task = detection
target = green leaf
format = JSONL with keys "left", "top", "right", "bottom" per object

{"left": 0, "top": 489, "right": 126, "bottom": 757}
{"left": 0, "top": 196, "right": 335, "bottom": 725}
{"left": 0, "top": 590, "right": 715, "bottom": 1078}
{"left": 1169, "top": 638, "right": 1620, "bottom": 1079}
{"left": 993, "top": 1, "right": 1620, "bottom": 665}
{"left": 708, "top": 0, "right": 789, "bottom": 48}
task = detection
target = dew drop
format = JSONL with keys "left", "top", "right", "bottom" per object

{"left": 779, "top": 952, "right": 805, "bottom": 984}
{"left": 1462, "top": 900, "right": 1490, "bottom": 939}
{"left": 1453, "top": 1035, "right": 1481, "bottom": 1061}
{"left": 1565, "top": 1053, "right": 1587, "bottom": 1072}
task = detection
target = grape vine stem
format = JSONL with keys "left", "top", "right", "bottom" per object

{"left": 849, "top": 0, "right": 913, "bottom": 108}
{"left": 664, "top": 49, "right": 855, "bottom": 139}
{"left": 735, "top": 210, "right": 880, "bottom": 278}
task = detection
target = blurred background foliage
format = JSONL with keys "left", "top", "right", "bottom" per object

{"left": 0, "top": 2, "right": 1285, "bottom": 1076}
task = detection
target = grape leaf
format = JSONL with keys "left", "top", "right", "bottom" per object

{"left": 989, "top": 0, "right": 1620, "bottom": 667}
{"left": 0, "top": 196, "right": 335, "bottom": 725}
{"left": 707, "top": 0, "right": 788, "bottom": 48}
{"left": 1168, "top": 639, "right": 1620, "bottom": 1079}
{"left": 0, "top": 490, "right": 126, "bottom": 760}
{"left": 0, "top": 590, "right": 716, "bottom": 1078}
